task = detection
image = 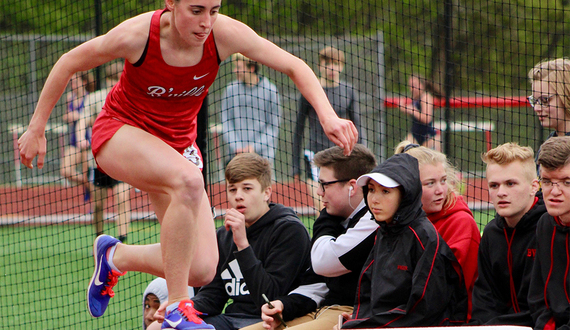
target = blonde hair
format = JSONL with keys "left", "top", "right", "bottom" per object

{"left": 528, "top": 58, "right": 570, "bottom": 116}
{"left": 225, "top": 153, "right": 272, "bottom": 190}
{"left": 232, "top": 53, "right": 260, "bottom": 73}
{"left": 395, "top": 140, "right": 458, "bottom": 211}
{"left": 481, "top": 142, "right": 536, "bottom": 182}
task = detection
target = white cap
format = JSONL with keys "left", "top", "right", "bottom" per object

{"left": 356, "top": 173, "right": 400, "bottom": 188}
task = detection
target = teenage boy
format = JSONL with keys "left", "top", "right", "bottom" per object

{"left": 243, "top": 144, "right": 377, "bottom": 330}
{"left": 151, "top": 153, "right": 312, "bottom": 330}
{"left": 292, "top": 46, "right": 362, "bottom": 211}
{"left": 472, "top": 143, "right": 545, "bottom": 326}
{"left": 220, "top": 53, "right": 281, "bottom": 165}
{"left": 529, "top": 136, "right": 570, "bottom": 330}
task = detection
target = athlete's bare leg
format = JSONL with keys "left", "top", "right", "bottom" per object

{"left": 95, "top": 125, "right": 218, "bottom": 304}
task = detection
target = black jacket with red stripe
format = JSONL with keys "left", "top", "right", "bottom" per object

{"left": 528, "top": 214, "right": 570, "bottom": 330}
{"left": 471, "top": 194, "right": 545, "bottom": 326}
{"left": 341, "top": 154, "right": 468, "bottom": 329}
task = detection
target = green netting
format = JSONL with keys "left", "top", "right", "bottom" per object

{"left": 1, "top": 0, "right": 569, "bottom": 328}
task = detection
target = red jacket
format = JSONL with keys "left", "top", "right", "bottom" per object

{"left": 428, "top": 194, "right": 480, "bottom": 319}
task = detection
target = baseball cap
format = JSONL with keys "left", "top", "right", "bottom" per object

{"left": 356, "top": 172, "right": 400, "bottom": 188}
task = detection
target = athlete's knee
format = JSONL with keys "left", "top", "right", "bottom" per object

{"left": 171, "top": 170, "right": 204, "bottom": 203}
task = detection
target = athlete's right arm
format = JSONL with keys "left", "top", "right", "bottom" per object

{"left": 18, "top": 12, "right": 153, "bottom": 169}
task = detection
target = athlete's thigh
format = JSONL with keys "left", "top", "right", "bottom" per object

{"left": 95, "top": 125, "right": 202, "bottom": 195}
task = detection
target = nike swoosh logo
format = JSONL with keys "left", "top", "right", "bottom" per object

{"left": 194, "top": 73, "right": 209, "bottom": 80}
{"left": 94, "top": 255, "right": 104, "bottom": 286}
{"left": 166, "top": 318, "right": 182, "bottom": 327}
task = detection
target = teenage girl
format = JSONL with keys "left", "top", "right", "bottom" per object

{"left": 17, "top": 0, "right": 358, "bottom": 328}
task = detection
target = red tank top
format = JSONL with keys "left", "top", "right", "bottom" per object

{"left": 103, "top": 9, "right": 219, "bottom": 152}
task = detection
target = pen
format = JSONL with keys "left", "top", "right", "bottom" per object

{"left": 262, "top": 293, "right": 288, "bottom": 328}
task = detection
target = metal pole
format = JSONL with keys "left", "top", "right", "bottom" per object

{"left": 377, "top": 31, "right": 386, "bottom": 162}
{"left": 443, "top": 0, "right": 453, "bottom": 155}
{"left": 94, "top": 0, "right": 103, "bottom": 89}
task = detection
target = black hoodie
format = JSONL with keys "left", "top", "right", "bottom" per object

{"left": 471, "top": 193, "right": 546, "bottom": 326}
{"left": 342, "top": 154, "right": 468, "bottom": 329}
{"left": 528, "top": 213, "right": 570, "bottom": 330}
{"left": 191, "top": 203, "right": 311, "bottom": 317}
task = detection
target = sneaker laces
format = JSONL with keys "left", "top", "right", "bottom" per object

{"left": 179, "top": 301, "right": 207, "bottom": 324}
{"left": 100, "top": 270, "right": 125, "bottom": 298}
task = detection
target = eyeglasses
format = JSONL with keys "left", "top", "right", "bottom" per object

{"left": 540, "top": 178, "right": 570, "bottom": 190}
{"left": 318, "top": 179, "right": 350, "bottom": 191}
{"left": 528, "top": 95, "right": 556, "bottom": 108}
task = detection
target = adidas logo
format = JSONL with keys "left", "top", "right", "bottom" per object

{"left": 221, "top": 259, "right": 249, "bottom": 296}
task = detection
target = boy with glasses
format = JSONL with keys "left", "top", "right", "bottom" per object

{"left": 529, "top": 136, "right": 570, "bottom": 330}
{"left": 243, "top": 144, "right": 377, "bottom": 330}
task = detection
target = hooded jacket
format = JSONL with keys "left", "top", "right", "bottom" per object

{"left": 342, "top": 154, "right": 468, "bottom": 329}
{"left": 142, "top": 278, "right": 194, "bottom": 329}
{"left": 528, "top": 214, "right": 570, "bottom": 330}
{"left": 471, "top": 194, "right": 545, "bottom": 327}
{"left": 428, "top": 194, "right": 480, "bottom": 319}
{"left": 191, "top": 203, "right": 311, "bottom": 316}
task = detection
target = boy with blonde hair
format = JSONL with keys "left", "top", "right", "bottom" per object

{"left": 471, "top": 143, "right": 545, "bottom": 326}
{"left": 529, "top": 136, "right": 570, "bottom": 330}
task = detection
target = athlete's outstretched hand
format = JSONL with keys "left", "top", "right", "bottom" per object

{"left": 18, "top": 129, "right": 47, "bottom": 169}
{"left": 320, "top": 116, "right": 358, "bottom": 156}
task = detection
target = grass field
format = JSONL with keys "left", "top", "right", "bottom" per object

{"left": 0, "top": 211, "right": 494, "bottom": 329}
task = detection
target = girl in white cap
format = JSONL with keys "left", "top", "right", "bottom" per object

{"left": 338, "top": 153, "right": 468, "bottom": 329}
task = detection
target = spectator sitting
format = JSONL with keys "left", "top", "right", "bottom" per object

{"left": 529, "top": 136, "right": 570, "bottom": 330}
{"left": 143, "top": 278, "right": 194, "bottom": 330}
{"left": 243, "top": 144, "right": 378, "bottom": 330}
{"left": 339, "top": 154, "right": 468, "bottom": 328}
{"left": 395, "top": 141, "right": 480, "bottom": 319}
{"left": 151, "top": 153, "right": 312, "bottom": 330}
{"left": 471, "top": 142, "right": 545, "bottom": 327}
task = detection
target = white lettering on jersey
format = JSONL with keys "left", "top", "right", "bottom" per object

{"left": 147, "top": 85, "right": 206, "bottom": 98}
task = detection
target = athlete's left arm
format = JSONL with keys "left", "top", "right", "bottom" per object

{"left": 214, "top": 15, "right": 357, "bottom": 155}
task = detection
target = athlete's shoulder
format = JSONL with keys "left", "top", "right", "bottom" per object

{"left": 213, "top": 15, "right": 260, "bottom": 61}
{"left": 101, "top": 11, "right": 154, "bottom": 62}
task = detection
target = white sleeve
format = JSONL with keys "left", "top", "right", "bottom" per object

{"left": 311, "top": 212, "right": 378, "bottom": 277}
{"left": 289, "top": 282, "right": 329, "bottom": 306}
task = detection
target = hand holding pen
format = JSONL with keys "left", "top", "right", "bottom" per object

{"left": 262, "top": 294, "right": 288, "bottom": 328}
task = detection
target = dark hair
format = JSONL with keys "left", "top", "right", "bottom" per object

{"left": 319, "top": 46, "right": 345, "bottom": 65}
{"left": 313, "top": 144, "right": 377, "bottom": 181}
{"left": 410, "top": 74, "right": 442, "bottom": 99}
